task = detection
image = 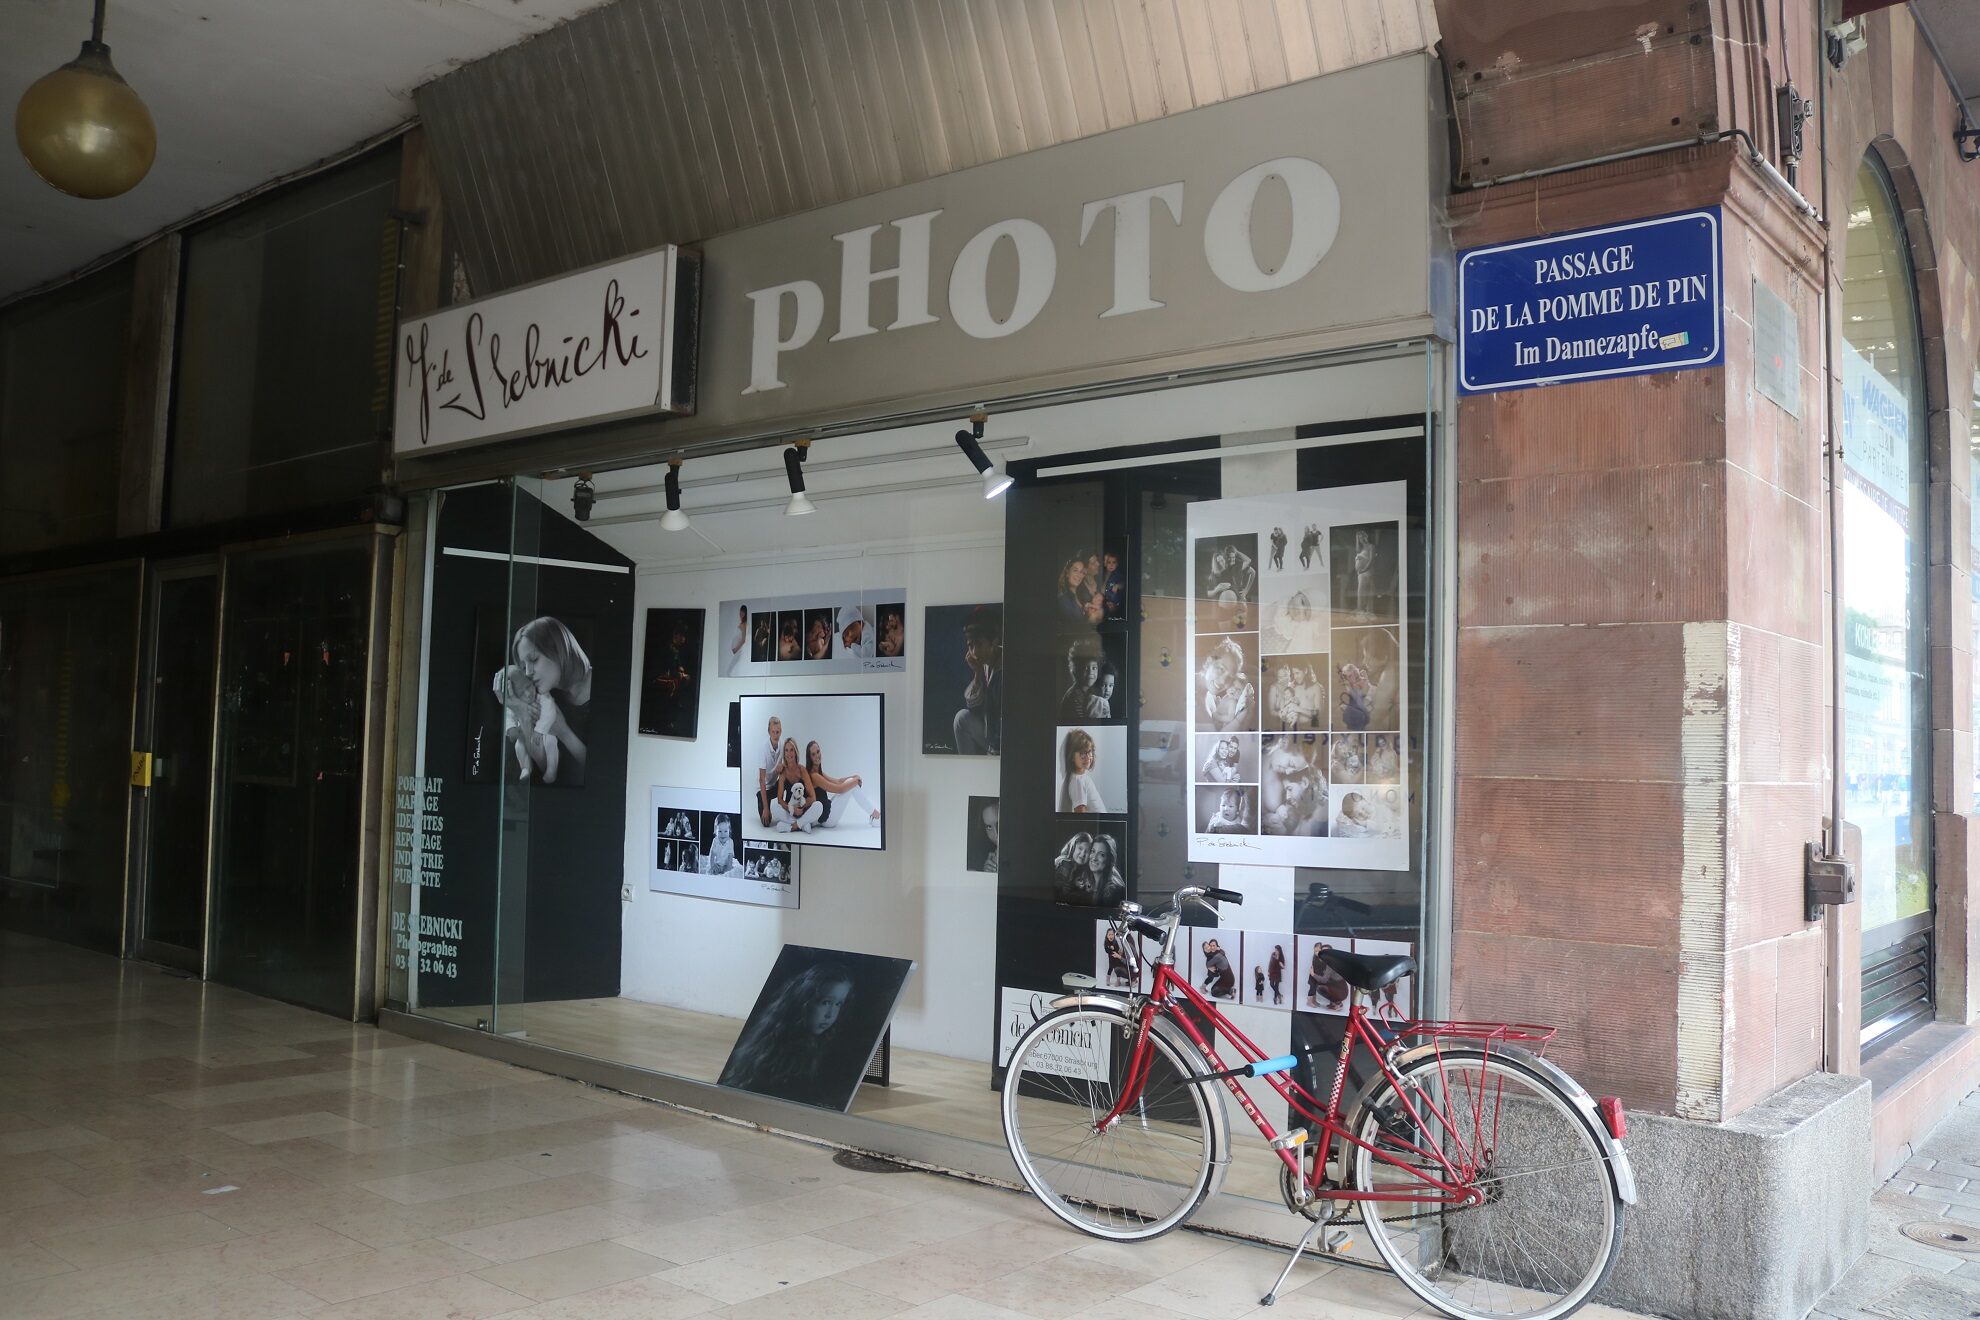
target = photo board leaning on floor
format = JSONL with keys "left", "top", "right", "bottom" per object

{"left": 717, "top": 944, "right": 916, "bottom": 1111}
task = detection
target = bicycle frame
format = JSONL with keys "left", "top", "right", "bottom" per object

{"left": 1101, "top": 957, "right": 1491, "bottom": 1209}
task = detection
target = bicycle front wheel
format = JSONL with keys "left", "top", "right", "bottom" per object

{"left": 1001, "top": 1007, "right": 1219, "bottom": 1241}
{"left": 1350, "top": 1048, "right": 1624, "bottom": 1320}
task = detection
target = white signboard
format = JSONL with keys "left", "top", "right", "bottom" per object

{"left": 997, "top": 986, "right": 1110, "bottom": 1081}
{"left": 1186, "top": 482, "right": 1410, "bottom": 871}
{"left": 394, "top": 247, "right": 689, "bottom": 455}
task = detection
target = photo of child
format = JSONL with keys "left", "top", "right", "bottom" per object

{"left": 1055, "top": 725, "right": 1127, "bottom": 816}
{"left": 1330, "top": 784, "right": 1403, "bottom": 840}
{"left": 1262, "top": 654, "right": 1328, "bottom": 731}
{"left": 1367, "top": 733, "right": 1402, "bottom": 784}
{"left": 1261, "top": 735, "right": 1328, "bottom": 837}
{"left": 1197, "top": 634, "right": 1259, "bottom": 734}
{"left": 1059, "top": 634, "right": 1126, "bottom": 723}
{"left": 1330, "top": 733, "right": 1365, "bottom": 784}
{"left": 804, "top": 607, "right": 834, "bottom": 661}
{"left": 1332, "top": 627, "right": 1400, "bottom": 731}
{"left": 1100, "top": 543, "right": 1128, "bottom": 621}
{"left": 1195, "top": 784, "right": 1257, "bottom": 834}
{"left": 467, "top": 609, "right": 594, "bottom": 788}
{"left": 1194, "top": 733, "right": 1258, "bottom": 785}
{"left": 876, "top": 603, "right": 906, "bottom": 659}
{"left": 650, "top": 786, "right": 799, "bottom": 908}
{"left": 777, "top": 611, "right": 803, "bottom": 661}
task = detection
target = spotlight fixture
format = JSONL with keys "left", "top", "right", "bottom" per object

{"left": 783, "top": 440, "right": 815, "bottom": 516}
{"left": 953, "top": 411, "right": 1012, "bottom": 498}
{"left": 15, "top": 0, "right": 156, "bottom": 200}
{"left": 660, "top": 459, "right": 690, "bottom": 531}
{"left": 572, "top": 472, "right": 596, "bottom": 522}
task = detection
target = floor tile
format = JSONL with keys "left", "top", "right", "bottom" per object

{"left": 276, "top": 1238, "right": 495, "bottom": 1303}
{"left": 655, "top": 1232, "right": 880, "bottom": 1303}
{"left": 441, "top": 1203, "right": 649, "bottom": 1264}
{"left": 42, "top": 1210, "right": 241, "bottom": 1268}
{"left": 509, "top": 1273, "right": 723, "bottom": 1319}
{"left": 471, "top": 1239, "right": 667, "bottom": 1301}
{"left": 703, "top": 1275, "right": 912, "bottom": 1319}
{"left": 308, "top": 1273, "right": 535, "bottom": 1320}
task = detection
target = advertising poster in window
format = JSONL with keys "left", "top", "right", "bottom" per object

{"left": 1185, "top": 483, "right": 1408, "bottom": 870}
{"left": 716, "top": 590, "right": 907, "bottom": 677}
{"left": 650, "top": 785, "right": 798, "bottom": 909}
{"left": 738, "top": 693, "right": 887, "bottom": 851}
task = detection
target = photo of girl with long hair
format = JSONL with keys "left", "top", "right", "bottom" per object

{"left": 717, "top": 946, "right": 915, "bottom": 1111}
{"left": 1261, "top": 735, "right": 1328, "bottom": 837}
{"left": 1197, "top": 634, "right": 1259, "bottom": 734}
{"left": 1055, "top": 726, "right": 1126, "bottom": 815}
{"left": 469, "top": 610, "right": 595, "bottom": 787}
{"left": 1263, "top": 654, "right": 1327, "bottom": 732}
{"left": 1052, "top": 823, "right": 1127, "bottom": 906}
{"left": 1056, "top": 554, "right": 1104, "bottom": 624}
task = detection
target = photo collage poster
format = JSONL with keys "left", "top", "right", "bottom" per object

{"left": 1093, "top": 919, "right": 1414, "bottom": 1018}
{"left": 717, "top": 589, "right": 907, "bottom": 677}
{"left": 1044, "top": 541, "right": 1130, "bottom": 904}
{"left": 650, "top": 784, "right": 798, "bottom": 909}
{"left": 1186, "top": 483, "right": 1409, "bottom": 870}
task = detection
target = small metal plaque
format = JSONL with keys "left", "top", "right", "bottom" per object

{"left": 1754, "top": 278, "right": 1801, "bottom": 417}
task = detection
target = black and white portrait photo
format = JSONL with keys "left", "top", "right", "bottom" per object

{"left": 1333, "top": 626, "right": 1400, "bottom": 732}
{"left": 1195, "top": 784, "right": 1257, "bottom": 835}
{"left": 649, "top": 786, "right": 799, "bottom": 908}
{"left": 1196, "top": 633, "right": 1260, "bottom": 734}
{"left": 1260, "top": 560, "right": 1329, "bottom": 655}
{"left": 1331, "top": 784, "right": 1404, "bottom": 840}
{"left": 465, "top": 606, "right": 594, "bottom": 788}
{"left": 1330, "top": 522, "right": 1400, "bottom": 625}
{"left": 1100, "top": 542, "right": 1128, "bottom": 621}
{"left": 1197, "top": 935, "right": 1239, "bottom": 1002}
{"left": 776, "top": 610, "right": 804, "bottom": 662}
{"left": 1054, "top": 546, "right": 1108, "bottom": 625}
{"left": 1261, "top": 653, "right": 1329, "bottom": 732}
{"left": 1194, "top": 533, "right": 1258, "bottom": 633}
{"left": 717, "top": 945, "right": 915, "bottom": 1111}
{"left": 1330, "top": 732, "right": 1365, "bottom": 784}
{"left": 1051, "top": 821, "right": 1127, "bottom": 906}
{"left": 1194, "top": 733, "right": 1258, "bottom": 785}
{"left": 721, "top": 604, "right": 752, "bottom": 676}
{"left": 921, "top": 604, "right": 1002, "bottom": 755}
{"left": 638, "top": 607, "right": 704, "bottom": 739}
{"left": 966, "top": 796, "right": 1000, "bottom": 873}
{"left": 1058, "top": 633, "right": 1126, "bottom": 724}
{"left": 1366, "top": 733, "right": 1403, "bottom": 784}
{"left": 803, "top": 606, "right": 835, "bottom": 662}
{"left": 1261, "top": 734, "right": 1328, "bottom": 838}
{"left": 1055, "top": 725, "right": 1127, "bottom": 816}
{"left": 1297, "top": 935, "right": 1353, "bottom": 1015}
{"left": 740, "top": 693, "right": 887, "bottom": 851}
{"left": 749, "top": 611, "right": 774, "bottom": 664}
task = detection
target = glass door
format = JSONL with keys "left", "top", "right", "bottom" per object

{"left": 132, "top": 562, "right": 220, "bottom": 970}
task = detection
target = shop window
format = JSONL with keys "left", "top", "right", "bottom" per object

{"left": 389, "top": 354, "right": 1439, "bottom": 1207}
{"left": 0, "top": 263, "right": 134, "bottom": 555}
{"left": 1841, "top": 154, "right": 1933, "bottom": 1042}
{"left": 169, "top": 149, "right": 399, "bottom": 528}
{"left": 0, "top": 566, "right": 141, "bottom": 951}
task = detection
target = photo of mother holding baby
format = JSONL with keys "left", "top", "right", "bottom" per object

{"left": 493, "top": 616, "right": 593, "bottom": 786}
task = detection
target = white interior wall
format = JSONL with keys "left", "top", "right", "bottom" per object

{"left": 594, "top": 352, "right": 1426, "bottom": 1064}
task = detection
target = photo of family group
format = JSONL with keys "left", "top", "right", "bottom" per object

{"left": 921, "top": 604, "right": 1002, "bottom": 755}
{"left": 464, "top": 607, "right": 595, "bottom": 788}
{"left": 1293, "top": 934, "right": 1415, "bottom": 1018}
{"left": 738, "top": 693, "right": 887, "bottom": 851}
{"left": 1058, "top": 634, "right": 1126, "bottom": 723}
{"left": 1093, "top": 923, "right": 1310, "bottom": 1012}
{"left": 1053, "top": 543, "right": 1127, "bottom": 625}
{"left": 648, "top": 785, "right": 799, "bottom": 909}
{"left": 1051, "top": 820, "right": 1127, "bottom": 906}
{"left": 1185, "top": 484, "right": 1410, "bottom": 870}
{"left": 719, "top": 590, "right": 907, "bottom": 676}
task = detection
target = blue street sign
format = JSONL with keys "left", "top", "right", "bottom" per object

{"left": 1457, "top": 208, "right": 1722, "bottom": 394}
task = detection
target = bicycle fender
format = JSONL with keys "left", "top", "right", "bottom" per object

{"left": 1384, "top": 1041, "right": 1638, "bottom": 1207}
{"left": 1041, "top": 995, "right": 1234, "bottom": 1195}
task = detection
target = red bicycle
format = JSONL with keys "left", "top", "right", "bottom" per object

{"left": 999, "top": 886, "right": 1636, "bottom": 1320}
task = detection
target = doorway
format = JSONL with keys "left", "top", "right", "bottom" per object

{"left": 130, "top": 561, "right": 221, "bottom": 971}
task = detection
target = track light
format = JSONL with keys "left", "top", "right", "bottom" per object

{"left": 783, "top": 441, "right": 815, "bottom": 516}
{"left": 572, "top": 473, "right": 595, "bottom": 522}
{"left": 954, "top": 411, "right": 1012, "bottom": 499}
{"left": 660, "top": 460, "right": 690, "bottom": 531}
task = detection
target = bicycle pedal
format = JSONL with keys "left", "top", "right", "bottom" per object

{"left": 1269, "top": 1128, "right": 1309, "bottom": 1151}
{"left": 1324, "top": 1229, "right": 1353, "bottom": 1253}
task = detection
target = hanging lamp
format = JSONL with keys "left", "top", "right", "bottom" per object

{"left": 16, "top": 0, "right": 157, "bottom": 200}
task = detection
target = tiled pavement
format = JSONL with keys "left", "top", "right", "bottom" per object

{"left": 1813, "top": 1092, "right": 1980, "bottom": 1318}
{"left": 1, "top": 931, "right": 1646, "bottom": 1320}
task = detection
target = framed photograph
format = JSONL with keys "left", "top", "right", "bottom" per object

{"left": 650, "top": 785, "right": 798, "bottom": 909}
{"left": 922, "top": 604, "right": 1002, "bottom": 755}
{"left": 965, "top": 796, "right": 1000, "bottom": 873}
{"left": 739, "top": 693, "right": 887, "bottom": 851}
{"left": 1054, "top": 724, "right": 1127, "bottom": 816}
{"left": 874, "top": 601, "right": 907, "bottom": 660}
{"left": 1049, "top": 819, "right": 1127, "bottom": 906}
{"left": 638, "top": 608, "right": 704, "bottom": 739}
{"left": 1056, "top": 633, "right": 1126, "bottom": 724}
{"left": 726, "top": 701, "right": 742, "bottom": 769}
{"left": 465, "top": 605, "right": 595, "bottom": 788}
{"left": 717, "top": 944, "right": 915, "bottom": 1111}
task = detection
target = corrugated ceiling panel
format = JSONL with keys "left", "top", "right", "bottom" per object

{"left": 417, "top": 0, "right": 1439, "bottom": 296}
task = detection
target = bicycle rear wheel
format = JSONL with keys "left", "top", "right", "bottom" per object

{"left": 1350, "top": 1048, "right": 1623, "bottom": 1320}
{"left": 1001, "top": 1007, "right": 1219, "bottom": 1241}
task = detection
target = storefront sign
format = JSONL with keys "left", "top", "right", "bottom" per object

{"left": 393, "top": 247, "right": 692, "bottom": 456}
{"left": 1457, "top": 209, "right": 1722, "bottom": 393}
{"left": 997, "top": 986, "right": 1109, "bottom": 1080}
{"left": 694, "top": 56, "right": 1441, "bottom": 436}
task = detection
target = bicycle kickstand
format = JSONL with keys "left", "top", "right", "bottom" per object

{"left": 1260, "top": 1214, "right": 1327, "bottom": 1307}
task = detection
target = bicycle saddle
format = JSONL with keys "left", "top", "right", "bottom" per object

{"left": 1319, "top": 948, "right": 1415, "bottom": 992}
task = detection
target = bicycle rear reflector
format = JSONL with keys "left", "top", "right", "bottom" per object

{"left": 1598, "top": 1096, "right": 1628, "bottom": 1139}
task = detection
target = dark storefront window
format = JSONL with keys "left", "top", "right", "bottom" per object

{"left": 169, "top": 149, "right": 399, "bottom": 528}
{"left": 0, "top": 566, "right": 140, "bottom": 951}
{"left": 0, "top": 264, "right": 135, "bottom": 556}
{"left": 207, "top": 539, "right": 375, "bottom": 1014}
